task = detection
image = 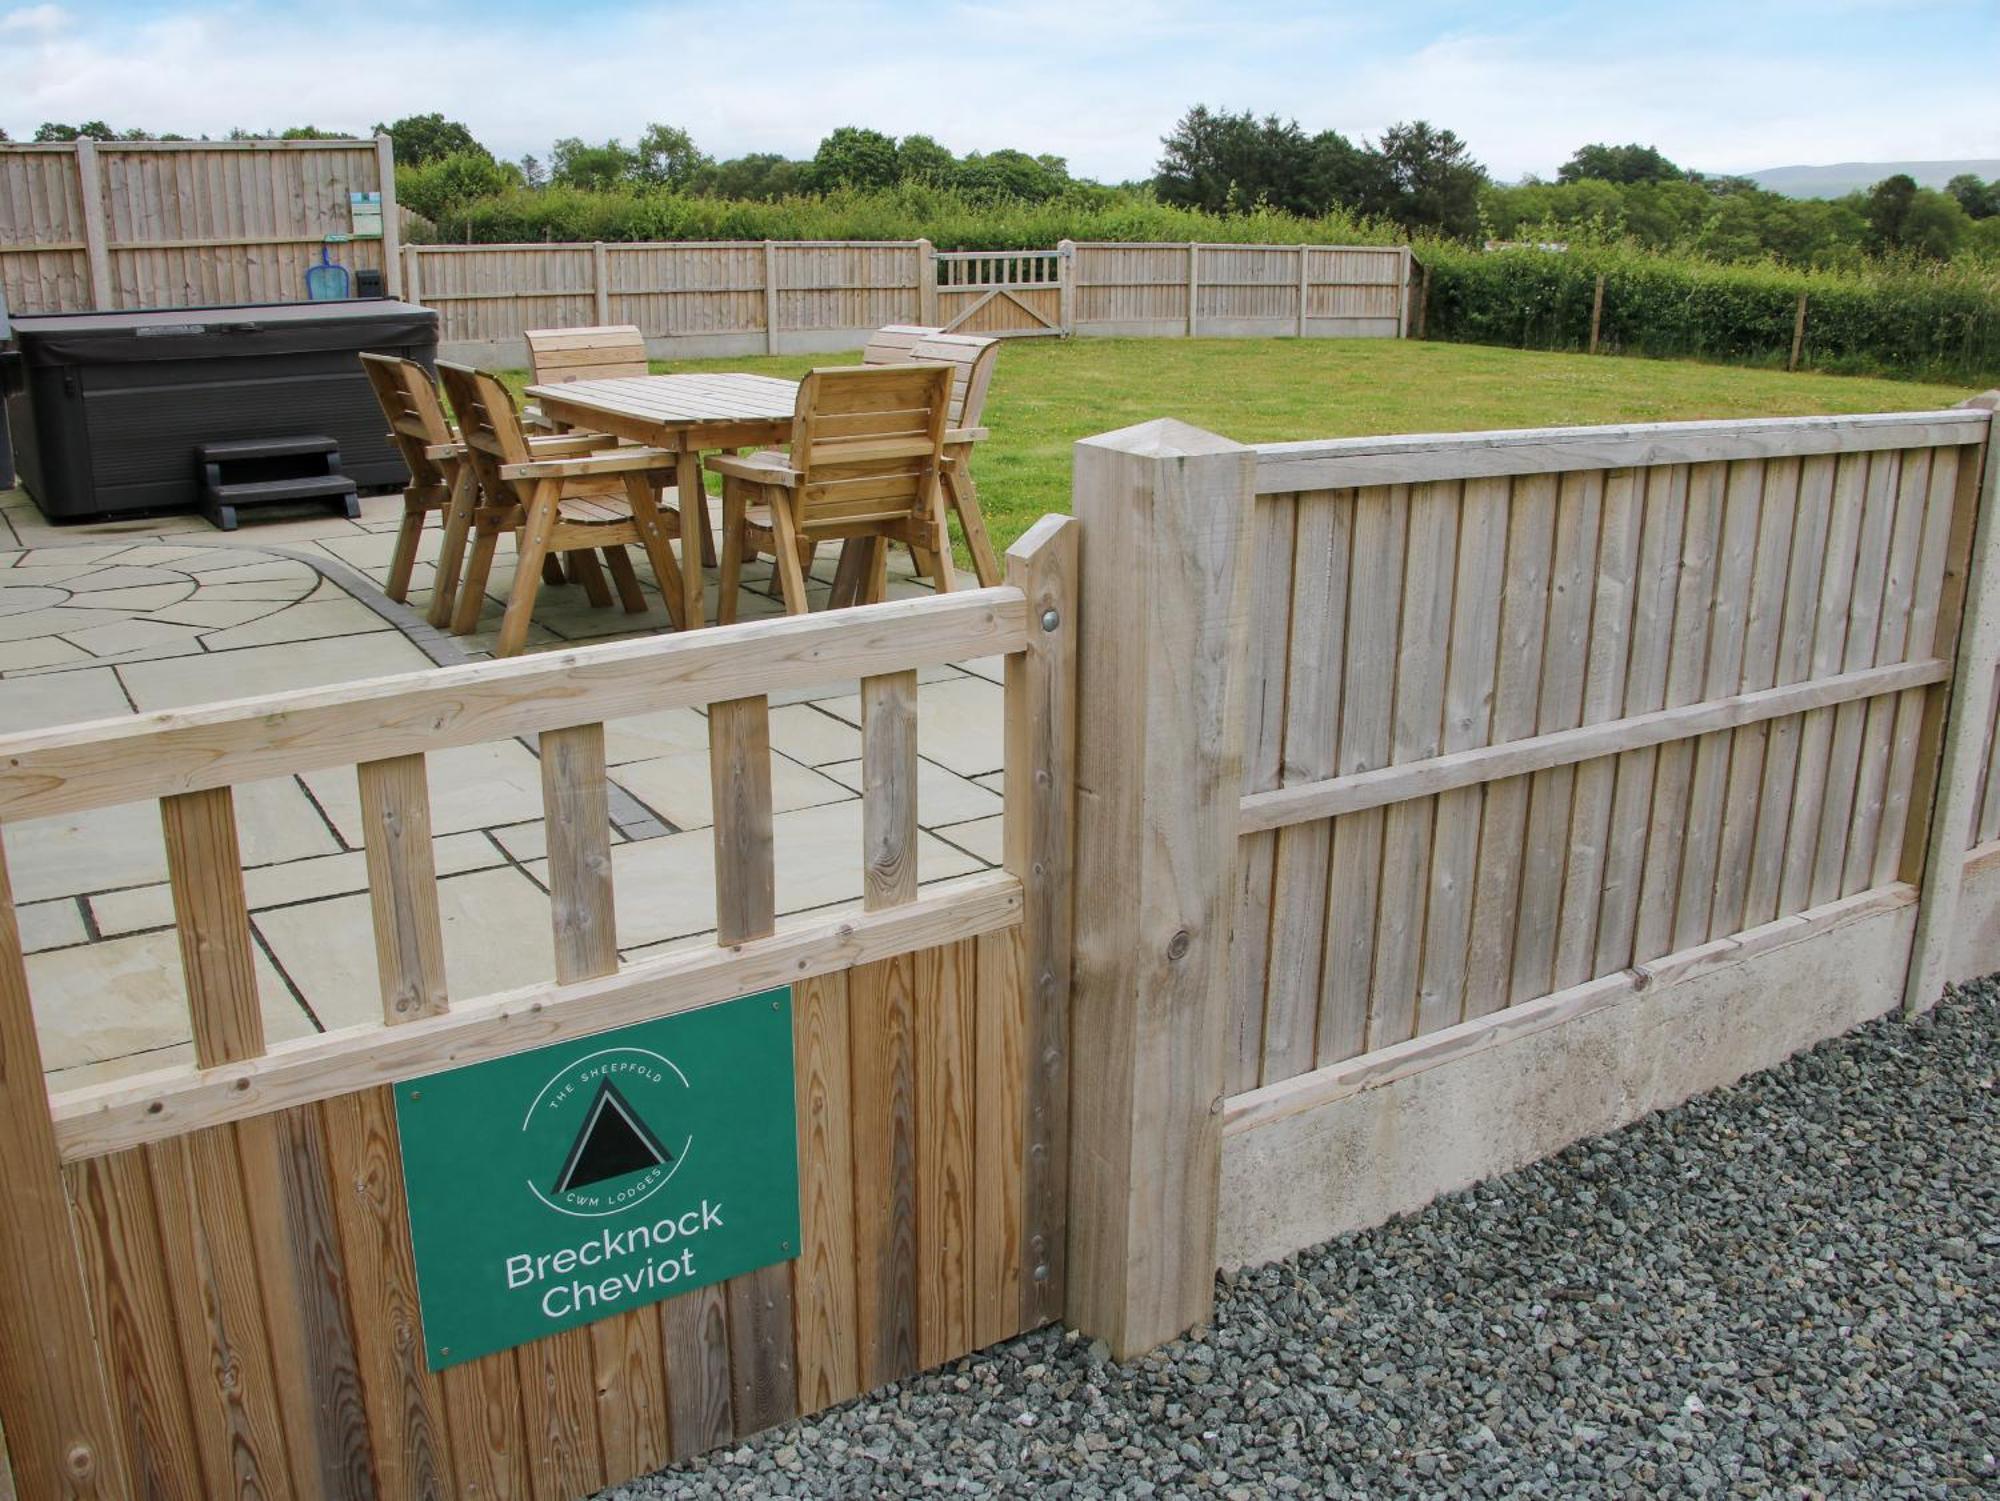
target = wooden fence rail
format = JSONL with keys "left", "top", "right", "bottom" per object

{"left": 0, "top": 520, "right": 1077, "bottom": 1500}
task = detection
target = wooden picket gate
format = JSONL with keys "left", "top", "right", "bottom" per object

{"left": 934, "top": 249, "right": 1068, "bottom": 338}
{"left": 0, "top": 520, "right": 1075, "bottom": 1500}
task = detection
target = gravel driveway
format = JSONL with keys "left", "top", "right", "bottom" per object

{"left": 608, "top": 979, "right": 1999, "bottom": 1499}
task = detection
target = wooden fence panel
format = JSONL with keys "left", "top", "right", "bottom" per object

{"left": 0, "top": 531, "right": 1076, "bottom": 1500}
{"left": 0, "top": 139, "right": 394, "bottom": 313}
{"left": 0, "top": 147, "right": 90, "bottom": 314}
{"left": 1226, "top": 411, "right": 1993, "bottom": 1090}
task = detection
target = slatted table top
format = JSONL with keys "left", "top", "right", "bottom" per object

{"left": 525, "top": 372, "right": 800, "bottom": 426}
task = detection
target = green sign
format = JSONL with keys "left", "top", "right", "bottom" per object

{"left": 396, "top": 989, "right": 798, "bottom": 1369}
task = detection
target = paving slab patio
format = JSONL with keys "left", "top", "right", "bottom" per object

{"left": 0, "top": 482, "right": 1007, "bottom": 1085}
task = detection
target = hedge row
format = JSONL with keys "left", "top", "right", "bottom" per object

{"left": 422, "top": 183, "right": 1393, "bottom": 253}
{"left": 1417, "top": 242, "right": 2000, "bottom": 385}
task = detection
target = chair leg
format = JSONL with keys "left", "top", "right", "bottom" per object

{"left": 427, "top": 466, "right": 477, "bottom": 629}
{"left": 568, "top": 546, "right": 613, "bottom": 609}
{"left": 385, "top": 493, "right": 428, "bottom": 604}
{"left": 866, "top": 530, "right": 890, "bottom": 604}
{"left": 829, "top": 538, "right": 872, "bottom": 610}
{"left": 497, "top": 485, "right": 559, "bottom": 658}
{"left": 946, "top": 462, "right": 1003, "bottom": 588}
{"left": 542, "top": 554, "right": 568, "bottom": 587}
{"left": 694, "top": 487, "right": 719, "bottom": 568}
{"left": 717, "top": 485, "right": 747, "bottom": 626}
{"left": 603, "top": 546, "right": 647, "bottom": 613}
{"left": 451, "top": 524, "right": 499, "bottom": 636}
{"left": 622, "top": 473, "right": 685, "bottom": 632}
{"left": 924, "top": 477, "right": 954, "bottom": 595}
{"left": 766, "top": 497, "right": 813, "bottom": 615}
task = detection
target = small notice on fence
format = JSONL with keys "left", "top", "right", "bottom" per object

{"left": 349, "top": 190, "right": 383, "bottom": 239}
{"left": 396, "top": 989, "right": 800, "bottom": 1368}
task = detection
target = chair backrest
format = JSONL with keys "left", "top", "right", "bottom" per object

{"left": 908, "top": 333, "right": 999, "bottom": 429}
{"left": 861, "top": 324, "right": 943, "bottom": 367}
{"left": 436, "top": 361, "right": 533, "bottom": 503}
{"left": 787, "top": 363, "right": 952, "bottom": 532}
{"left": 360, "top": 352, "right": 455, "bottom": 493}
{"left": 525, "top": 325, "right": 648, "bottom": 387}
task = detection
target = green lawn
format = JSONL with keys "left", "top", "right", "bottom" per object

{"left": 514, "top": 339, "right": 1976, "bottom": 557}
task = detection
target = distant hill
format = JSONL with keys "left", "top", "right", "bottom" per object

{"left": 1742, "top": 160, "right": 2000, "bottom": 199}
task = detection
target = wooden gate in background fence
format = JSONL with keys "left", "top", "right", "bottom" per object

{"left": 934, "top": 250, "right": 1067, "bottom": 338}
{"left": 0, "top": 519, "right": 1076, "bottom": 1500}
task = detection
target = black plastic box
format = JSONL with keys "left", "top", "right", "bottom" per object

{"left": 5, "top": 299, "right": 436, "bottom": 520}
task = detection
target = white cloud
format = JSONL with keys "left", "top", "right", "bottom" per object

{"left": 1, "top": 4, "right": 69, "bottom": 33}
{"left": 2, "top": 1, "right": 1994, "bottom": 181}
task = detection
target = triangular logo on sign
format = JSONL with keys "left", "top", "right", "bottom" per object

{"left": 551, "top": 1079, "right": 672, "bottom": 1194}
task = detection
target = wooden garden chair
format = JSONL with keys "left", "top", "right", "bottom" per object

{"left": 361, "top": 353, "right": 617, "bottom": 630}
{"left": 861, "top": 324, "right": 943, "bottom": 366}
{"left": 832, "top": 329, "right": 1003, "bottom": 599}
{"left": 360, "top": 352, "right": 466, "bottom": 608}
{"left": 521, "top": 324, "right": 649, "bottom": 431}
{"left": 436, "top": 361, "right": 688, "bottom": 656}
{"left": 705, "top": 363, "right": 954, "bottom": 620}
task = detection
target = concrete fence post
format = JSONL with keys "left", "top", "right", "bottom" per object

{"left": 1904, "top": 391, "right": 2000, "bottom": 1012}
{"left": 762, "top": 239, "right": 780, "bottom": 355}
{"left": 376, "top": 133, "right": 403, "bottom": 300}
{"left": 1065, "top": 419, "right": 1255, "bottom": 1358}
{"left": 1057, "top": 239, "right": 1076, "bottom": 336}
{"left": 916, "top": 238, "right": 939, "bottom": 327}
{"left": 72, "top": 139, "right": 112, "bottom": 312}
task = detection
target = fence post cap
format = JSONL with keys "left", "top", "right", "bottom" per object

{"left": 1076, "top": 417, "right": 1246, "bottom": 460}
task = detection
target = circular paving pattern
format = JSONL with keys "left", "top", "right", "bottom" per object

{"left": 0, "top": 544, "right": 332, "bottom": 668}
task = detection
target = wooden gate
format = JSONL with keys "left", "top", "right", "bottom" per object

{"left": 0, "top": 520, "right": 1075, "bottom": 1500}
{"left": 934, "top": 249, "right": 1068, "bottom": 338}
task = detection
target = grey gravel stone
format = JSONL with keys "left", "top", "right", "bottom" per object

{"left": 600, "top": 978, "right": 2000, "bottom": 1499}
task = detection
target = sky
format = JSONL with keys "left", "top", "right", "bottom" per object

{"left": 3, "top": 0, "right": 1996, "bottom": 184}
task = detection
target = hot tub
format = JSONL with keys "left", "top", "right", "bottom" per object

{"left": 4, "top": 299, "right": 437, "bottom": 520}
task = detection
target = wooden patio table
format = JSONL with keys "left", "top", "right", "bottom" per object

{"left": 526, "top": 372, "right": 799, "bottom": 628}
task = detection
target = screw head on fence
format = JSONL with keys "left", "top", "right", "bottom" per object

{"left": 1041, "top": 608, "right": 1061, "bottom": 632}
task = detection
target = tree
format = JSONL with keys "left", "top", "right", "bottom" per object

{"left": 397, "top": 150, "right": 516, "bottom": 222}
{"left": 519, "top": 153, "right": 546, "bottom": 189}
{"left": 550, "top": 136, "right": 637, "bottom": 191}
{"left": 34, "top": 121, "right": 116, "bottom": 141}
{"left": 0, "top": 128, "right": 10, "bottom": 143}
{"left": 1155, "top": 106, "right": 1327, "bottom": 215}
{"left": 809, "top": 127, "right": 900, "bottom": 191}
{"left": 1947, "top": 173, "right": 1996, "bottom": 220}
{"left": 1370, "top": 120, "right": 1484, "bottom": 237}
{"left": 895, "top": 133, "right": 957, "bottom": 186}
{"left": 375, "top": 113, "right": 484, "bottom": 167}
{"left": 1899, "top": 189, "right": 1970, "bottom": 259}
{"left": 634, "top": 123, "right": 711, "bottom": 190}
{"left": 1557, "top": 142, "right": 1684, "bottom": 185}
{"left": 1864, "top": 173, "right": 1919, "bottom": 253}
{"left": 703, "top": 153, "right": 806, "bottom": 200}
{"left": 957, "top": 148, "right": 1065, "bottom": 200}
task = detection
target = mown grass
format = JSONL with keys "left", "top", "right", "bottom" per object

{"left": 508, "top": 338, "right": 1975, "bottom": 557}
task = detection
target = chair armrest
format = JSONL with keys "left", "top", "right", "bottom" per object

{"left": 426, "top": 432, "right": 612, "bottom": 462}
{"left": 526, "top": 432, "right": 618, "bottom": 456}
{"left": 706, "top": 451, "right": 800, "bottom": 484}
{"left": 944, "top": 426, "right": 988, "bottom": 445}
{"left": 499, "top": 445, "right": 679, "bottom": 481}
